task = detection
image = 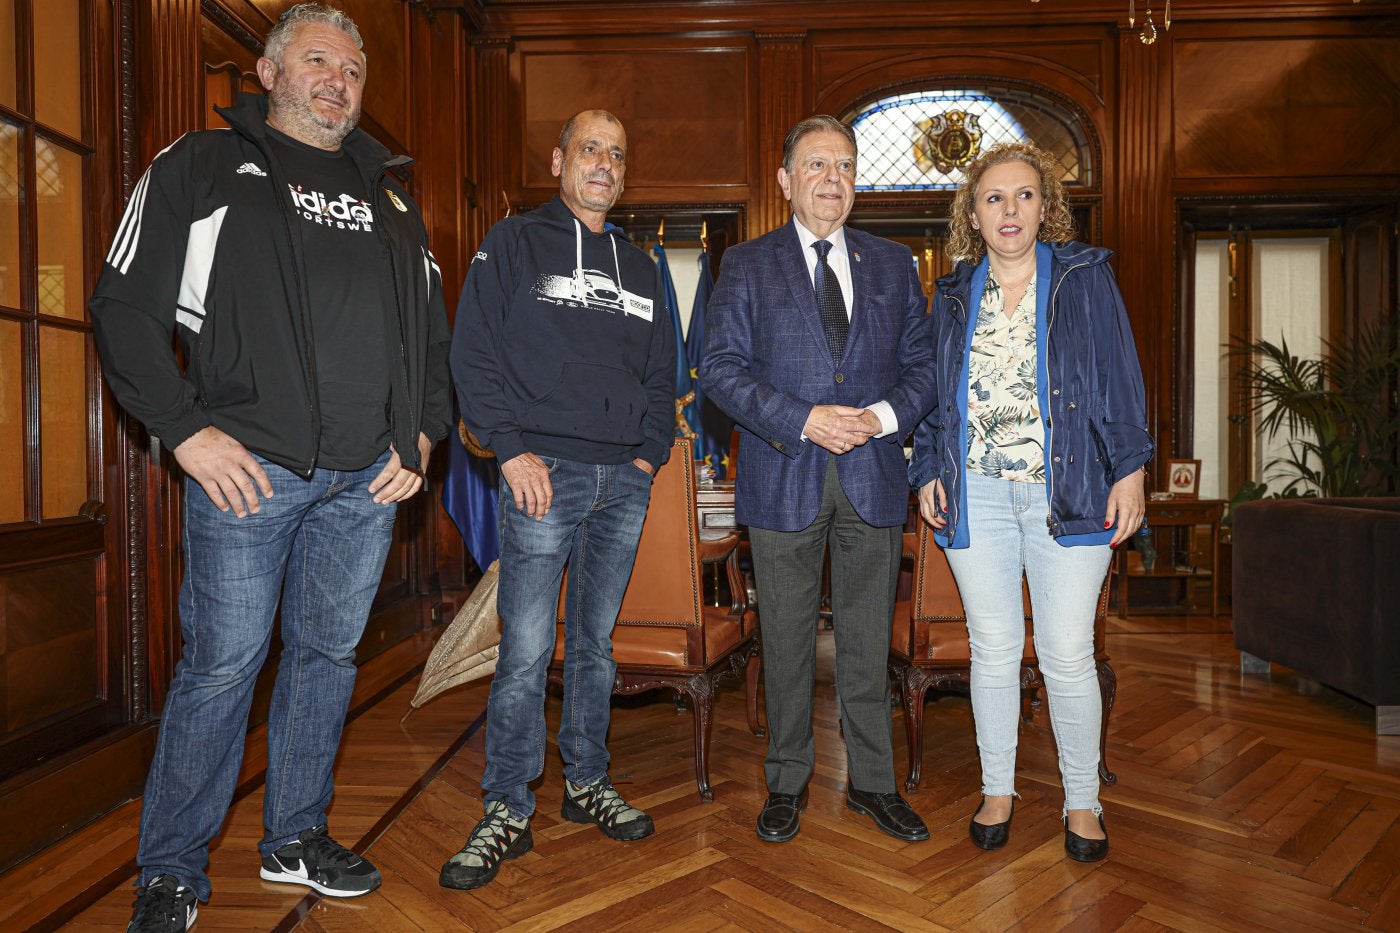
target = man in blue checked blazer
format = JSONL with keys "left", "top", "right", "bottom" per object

{"left": 700, "top": 115, "right": 937, "bottom": 845}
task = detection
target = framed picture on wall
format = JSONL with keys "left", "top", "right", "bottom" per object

{"left": 1166, "top": 459, "right": 1201, "bottom": 499}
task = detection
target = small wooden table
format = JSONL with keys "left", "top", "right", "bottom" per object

{"left": 1117, "top": 497, "right": 1225, "bottom": 617}
{"left": 695, "top": 479, "right": 737, "bottom": 540}
{"left": 695, "top": 479, "right": 739, "bottom": 606}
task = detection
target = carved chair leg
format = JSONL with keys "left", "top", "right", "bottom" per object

{"left": 683, "top": 672, "right": 716, "bottom": 803}
{"left": 746, "top": 636, "right": 765, "bottom": 737}
{"left": 1096, "top": 659, "right": 1118, "bottom": 786}
{"left": 897, "top": 662, "right": 931, "bottom": 792}
{"left": 1020, "top": 666, "right": 1044, "bottom": 723}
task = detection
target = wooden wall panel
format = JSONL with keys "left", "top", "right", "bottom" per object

{"left": 0, "top": 560, "right": 98, "bottom": 736}
{"left": 1174, "top": 36, "right": 1400, "bottom": 178}
{"left": 336, "top": 0, "right": 409, "bottom": 154}
{"left": 199, "top": 16, "right": 259, "bottom": 126}
{"left": 518, "top": 44, "right": 751, "bottom": 196}
{"left": 1115, "top": 34, "right": 1173, "bottom": 460}
{"left": 754, "top": 31, "right": 804, "bottom": 236}
{"left": 470, "top": 38, "right": 512, "bottom": 245}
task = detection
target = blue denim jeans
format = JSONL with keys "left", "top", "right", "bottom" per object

{"left": 943, "top": 470, "right": 1112, "bottom": 815}
{"left": 483, "top": 456, "right": 653, "bottom": 818}
{"left": 137, "top": 451, "right": 395, "bottom": 901}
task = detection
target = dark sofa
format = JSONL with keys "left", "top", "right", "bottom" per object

{"left": 1232, "top": 497, "right": 1400, "bottom": 734}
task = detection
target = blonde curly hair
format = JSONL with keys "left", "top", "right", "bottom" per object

{"left": 945, "top": 142, "right": 1075, "bottom": 264}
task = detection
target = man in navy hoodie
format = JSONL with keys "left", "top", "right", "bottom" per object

{"left": 442, "top": 110, "right": 676, "bottom": 891}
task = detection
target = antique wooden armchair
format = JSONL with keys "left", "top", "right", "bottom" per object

{"left": 550, "top": 437, "right": 761, "bottom": 802}
{"left": 888, "top": 523, "right": 1117, "bottom": 791}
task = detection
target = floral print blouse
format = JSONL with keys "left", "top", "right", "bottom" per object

{"left": 966, "top": 271, "right": 1045, "bottom": 484}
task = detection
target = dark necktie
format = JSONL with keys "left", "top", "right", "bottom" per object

{"left": 812, "top": 239, "right": 848, "bottom": 362}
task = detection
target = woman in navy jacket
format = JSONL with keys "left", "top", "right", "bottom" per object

{"left": 909, "top": 143, "right": 1152, "bottom": 862}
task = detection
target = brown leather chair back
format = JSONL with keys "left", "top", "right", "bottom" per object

{"left": 615, "top": 437, "right": 703, "bottom": 626}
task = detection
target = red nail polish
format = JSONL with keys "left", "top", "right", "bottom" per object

{"left": 1104, "top": 520, "right": 1112, "bottom": 529}
{"left": 1110, "top": 542, "right": 1118, "bottom": 549}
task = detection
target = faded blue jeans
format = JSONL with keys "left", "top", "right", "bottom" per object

{"left": 137, "top": 451, "right": 395, "bottom": 901}
{"left": 483, "top": 456, "right": 653, "bottom": 819}
{"left": 943, "top": 470, "right": 1112, "bottom": 815}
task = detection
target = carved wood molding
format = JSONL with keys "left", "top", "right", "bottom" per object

{"left": 114, "top": 0, "right": 151, "bottom": 720}
{"left": 201, "top": 0, "right": 265, "bottom": 55}
{"left": 471, "top": 0, "right": 1400, "bottom": 37}
{"left": 405, "top": 0, "right": 437, "bottom": 23}
{"left": 433, "top": 0, "right": 485, "bottom": 33}
{"left": 118, "top": 0, "right": 138, "bottom": 198}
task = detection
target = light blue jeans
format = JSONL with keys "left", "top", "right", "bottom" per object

{"left": 943, "top": 470, "right": 1111, "bottom": 814}
{"left": 138, "top": 451, "right": 396, "bottom": 901}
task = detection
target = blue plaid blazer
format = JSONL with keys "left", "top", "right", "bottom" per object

{"left": 699, "top": 220, "right": 937, "bottom": 532}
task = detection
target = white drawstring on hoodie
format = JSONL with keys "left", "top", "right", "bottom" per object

{"left": 572, "top": 217, "right": 623, "bottom": 302}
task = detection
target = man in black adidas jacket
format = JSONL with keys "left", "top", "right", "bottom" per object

{"left": 89, "top": 6, "right": 450, "bottom": 930}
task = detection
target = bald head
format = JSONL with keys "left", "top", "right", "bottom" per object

{"left": 558, "top": 109, "right": 622, "bottom": 153}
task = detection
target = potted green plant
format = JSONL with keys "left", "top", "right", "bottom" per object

{"left": 1232, "top": 317, "right": 1400, "bottom": 503}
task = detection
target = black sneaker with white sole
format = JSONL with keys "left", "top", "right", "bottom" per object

{"left": 259, "top": 825, "right": 381, "bottom": 897}
{"left": 127, "top": 875, "right": 197, "bottom": 932}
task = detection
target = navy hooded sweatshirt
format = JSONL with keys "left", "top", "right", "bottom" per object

{"left": 450, "top": 196, "right": 676, "bottom": 469}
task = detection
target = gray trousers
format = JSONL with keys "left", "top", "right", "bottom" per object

{"left": 748, "top": 456, "right": 902, "bottom": 795}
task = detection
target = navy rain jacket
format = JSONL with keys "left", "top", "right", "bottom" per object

{"left": 910, "top": 240, "right": 1154, "bottom": 548}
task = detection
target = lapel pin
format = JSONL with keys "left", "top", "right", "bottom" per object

{"left": 853, "top": 251, "right": 861, "bottom": 263}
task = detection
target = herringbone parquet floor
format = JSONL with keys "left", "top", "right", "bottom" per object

{"left": 5, "top": 613, "right": 1399, "bottom": 931}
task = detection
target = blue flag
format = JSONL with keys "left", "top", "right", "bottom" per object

{"left": 685, "top": 250, "right": 734, "bottom": 479}
{"left": 440, "top": 420, "right": 499, "bottom": 571}
{"left": 653, "top": 243, "right": 703, "bottom": 458}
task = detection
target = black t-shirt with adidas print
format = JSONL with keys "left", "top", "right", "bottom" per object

{"left": 266, "top": 126, "right": 395, "bottom": 472}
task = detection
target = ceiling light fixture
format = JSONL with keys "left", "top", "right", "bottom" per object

{"left": 1028, "top": 0, "right": 1173, "bottom": 45}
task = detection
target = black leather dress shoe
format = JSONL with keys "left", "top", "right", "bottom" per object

{"left": 846, "top": 787, "right": 929, "bottom": 842}
{"left": 756, "top": 789, "right": 808, "bottom": 843}
{"left": 1064, "top": 814, "right": 1109, "bottom": 862}
{"left": 969, "top": 796, "right": 1013, "bottom": 850}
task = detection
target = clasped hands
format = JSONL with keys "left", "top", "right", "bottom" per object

{"left": 804, "top": 405, "right": 880, "bottom": 456}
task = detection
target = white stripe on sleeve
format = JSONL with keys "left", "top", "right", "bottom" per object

{"left": 106, "top": 135, "right": 185, "bottom": 275}
{"left": 173, "top": 206, "right": 229, "bottom": 334}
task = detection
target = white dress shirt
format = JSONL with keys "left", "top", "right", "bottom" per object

{"left": 792, "top": 217, "right": 898, "bottom": 439}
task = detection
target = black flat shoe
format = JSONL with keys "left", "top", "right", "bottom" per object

{"left": 846, "top": 787, "right": 929, "bottom": 842}
{"left": 969, "top": 796, "right": 1013, "bottom": 850}
{"left": 756, "top": 789, "right": 808, "bottom": 843}
{"left": 1064, "top": 814, "right": 1109, "bottom": 862}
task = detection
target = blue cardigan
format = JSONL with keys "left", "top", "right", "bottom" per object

{"left": 909, "top": 241, "right": 1153, "bottom": 548}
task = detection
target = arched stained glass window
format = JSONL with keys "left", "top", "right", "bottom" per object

{"left": 846, "top": 87, "right": 1092, "bottom": 191}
